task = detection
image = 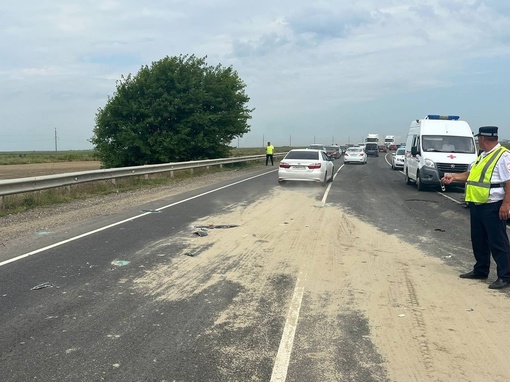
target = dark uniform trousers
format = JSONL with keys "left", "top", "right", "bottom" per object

{"left": 470, "top": 200, "right": 510, "bottom": 280}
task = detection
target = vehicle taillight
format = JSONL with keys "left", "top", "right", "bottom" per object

{"left": 279, "top": 162, "right": 291, "bottom": 168}
{"left": 344, "top": 153, "right": 349, "bottom": 156}
{"left": 307, "top": 163, "right": 322, "bottom": 169}
{"left": 359, "top": 153, "right": 364, "bottom": 156}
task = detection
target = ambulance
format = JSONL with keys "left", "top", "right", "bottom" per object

{"left": 403, "top": 115, "right": 477, "bottom": 191}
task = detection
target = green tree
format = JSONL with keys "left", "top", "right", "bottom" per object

{"left": 91, "top": 55, "right": 253, "bottom": 167}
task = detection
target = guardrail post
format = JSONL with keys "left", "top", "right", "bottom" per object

{"left": 111, "top": 179, "right": 116, "bottom": 186}
{"left": 0, "top": 195, "right": 3, "bottom": 209}
{"left": 220, "top": 164, "right": 223, "bottom": 169}
{"left": 170, "top": 171, "right": 174, "bottom": 178}
{"left": 144, "top": 174, "right": 149, "bottom": 180}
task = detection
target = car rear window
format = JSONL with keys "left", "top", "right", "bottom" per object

{"left": 396, "top": 148, "right": 405, "bottom": 155}
{"left": 285, "top": 151, "right": 320, "bottom": 160}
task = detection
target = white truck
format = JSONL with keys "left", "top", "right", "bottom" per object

{"left": 403, "top": 115, "right": 477, "bottom": 191}
{"left": 365, "top": 134, "right": 379, "bottom": 143}
{"left": 384, "top": 135, "right": 395, "bottom": 147}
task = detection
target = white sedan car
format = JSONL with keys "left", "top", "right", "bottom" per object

{"left": 343, "top": 147, "right": 367, "bottom": 164}
{"left": 278, "top": 149, "right": 334, "bottom": 185}
{"left": 391, "top": 147, "right": 405, "bottom": 170}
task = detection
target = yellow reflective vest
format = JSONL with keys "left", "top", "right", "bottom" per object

{"left": 266, "top": 145, "right": 274, "bottom": 155}
{"left": 465, "top": 146, "right": 509, "bottom": 203}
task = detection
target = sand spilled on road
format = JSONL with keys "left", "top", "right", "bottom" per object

{"left": 134, "top": 186, "right": 510, "bottom": 381}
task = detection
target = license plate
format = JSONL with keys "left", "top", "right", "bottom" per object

{"left": 293, "top": 165, "right": 305, "bottom": 169}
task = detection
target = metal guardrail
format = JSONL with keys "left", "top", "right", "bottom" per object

{"left": 0, "top": 154, "right": 285, "bottom": 197}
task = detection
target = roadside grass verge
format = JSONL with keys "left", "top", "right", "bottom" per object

{"left": 0, "top": 162, "right": 261, "bottom": 217}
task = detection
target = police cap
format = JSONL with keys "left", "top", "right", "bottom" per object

{"left": 474, "top": 126, "right": 498, "bottom": 137}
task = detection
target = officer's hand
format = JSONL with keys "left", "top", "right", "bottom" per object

{"left": 441, "top": 173, "right": 454, "bottom": 185}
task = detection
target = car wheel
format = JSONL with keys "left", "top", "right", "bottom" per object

{"left": 416, "top": 172, "right": 425, "bottom": 191}
{"left": 392, "top": 163, "right": 395, "bottom": 170}
{"left": 405, "top": 171, "right": 412, "bottom": 185}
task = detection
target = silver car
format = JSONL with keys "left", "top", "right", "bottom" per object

{"left": 278, "top": 149, "right": 334, "bottom": 185}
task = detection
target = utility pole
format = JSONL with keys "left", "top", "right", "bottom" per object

{"left": 289, "top": 135, "right": 292, "bottom": 147}
{"left": 54, "top": 128, "right": 58, "bottom": 152}
{"left": 262, "top": 134, "right": 264, "bottom": 148}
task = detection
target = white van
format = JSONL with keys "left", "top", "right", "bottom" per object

{"left": 404, "top": 115, "right": 477, "bottom": 191}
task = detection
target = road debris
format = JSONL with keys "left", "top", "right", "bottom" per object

{"left": 111, "top": 260, "right": 130, "bottom": 266}
{"left": 195, "top": 224, "right": 238, "bottom": 229}
{"left": 31, "top": 282, "right": 54, "bottom": 290}
{"left": 142, "top": 209, "right": 160, "bottom": 213}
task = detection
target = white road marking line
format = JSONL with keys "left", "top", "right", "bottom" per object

{"left": 436, "top": 191, "right": 463, "bottom": 204}
{"left": 319, "top": 165, "right": 343, "bottom": 206}
{"left": 270, "top": 277, "right": 305, "bottom": 382}
{"left": 0, "top": 170, "right": 275, "bottom": 268}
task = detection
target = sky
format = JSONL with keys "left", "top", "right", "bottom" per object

{"left": 1, "top": 0, "right": 510, "bottom": 151}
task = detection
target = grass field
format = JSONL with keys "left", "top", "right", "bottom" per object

{"left": 0, "top": 147, "right": 293, "bottom": 165}
{"left": 0, "top": 150, "right": 97, "bottom": 165}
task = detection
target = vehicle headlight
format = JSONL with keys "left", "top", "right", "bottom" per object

{"left": 424, "top": 158, "right": 435, "bottom": 168}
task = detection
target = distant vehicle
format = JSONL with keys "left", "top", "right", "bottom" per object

{"left": 388, "top": 144, "right": 398, "bottom": 151}
{"left": 307, "top": 144, "right": 327, "bottom": 151}
{"left": 365, "top": 143, "right": 379, "bottom": 157}
{"left": 343, "top": 147, "right": 367, "bottom": 164}
{"left": 357, "top": 143, "right": 366, "bottom": 150}
{"left": 404, "top": 114, "right": 477, "bottom": 191}
{"left": 325, "top": 145, "right": 341, "bottom": 159}
{"left": 384, "top": 135, "right": 400, "bottom": 147}
{"left": 378, "top": 145, "right": 388, "bottom": 153}
{"left": 391, "top": 147, "right": 405, "bottom": 170}
{"left": 384, "top": 135, "right": 395, "bottom": 147}
{"left": 278, "top": 149, "right": 334, "bottom": 185}
{"left": 365, "top": 134, "right": 379, "bottom": 143}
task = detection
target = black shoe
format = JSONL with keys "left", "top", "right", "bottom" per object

{"left": 459, "top": 271, "right": 488, "bottom": 279}
{"left": 488, "top": 278, "right": 510, "bottom": 289}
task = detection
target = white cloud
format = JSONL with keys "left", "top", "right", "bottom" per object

{"left": 1, "top": 0, "right": 510, "bottom": 150}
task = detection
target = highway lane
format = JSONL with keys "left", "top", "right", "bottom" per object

{"left": 1, "top": 157, "right": 510, "bottom": 381}
{"left": 1, "top": 168, "right": 283, "bottom": 381}
{"left": 328, "top": 153, "right": 474, "bottom": 272}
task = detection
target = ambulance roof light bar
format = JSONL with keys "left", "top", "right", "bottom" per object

{"left": 426, "top": 115, "right": 460, "bottom": 120}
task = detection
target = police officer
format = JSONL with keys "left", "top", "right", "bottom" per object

{"left": 441, "top": 126, "right": 510, "bottom": 289}
{"left": 266, "top": 142, "right": 274, "bottom": 166}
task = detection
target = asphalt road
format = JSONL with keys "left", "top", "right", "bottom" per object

{"left": 0, "top": 155, "right": 505, "bottom": 381}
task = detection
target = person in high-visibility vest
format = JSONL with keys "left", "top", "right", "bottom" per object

{"left": 442, "top": 126, "right": 510, "bottom": 289}
{"left": 266, "top": 142, "right": 274, "bottom": 166}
